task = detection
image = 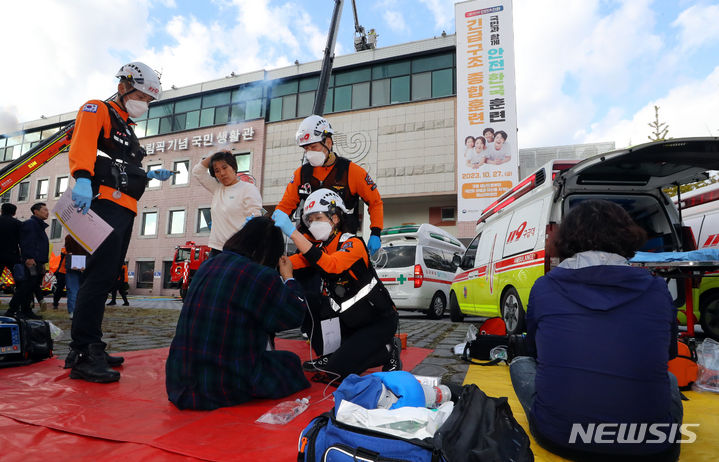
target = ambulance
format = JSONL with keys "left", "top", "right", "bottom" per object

{"left": 373, "top": 224, "right": 465, "bottom": 318}
{"left": 450, "top": 137, "right": 719, "bottom": 335}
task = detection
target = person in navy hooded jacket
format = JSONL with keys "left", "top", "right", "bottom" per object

{"left": 510, "top": 200, "right": 682, "bottom": 462}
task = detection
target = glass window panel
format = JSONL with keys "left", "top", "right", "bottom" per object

{"left": 18, "top": 182, "right": 29, "bottom": 201}
{"left": 230, "top": 103, "right": 245, "bottom": 122}
{"left": 136, "top": 261, "right": 155, "bottom": 288}
{"left": 197, "top": 208, "right": 211, "bottom": 233}
{"left": 172, "top": 160, "right": 189, "bottom": 185}
{"left": 50, "top": 219, "right": 62, "bottom": 240}
{"left": 141, "top": 212, "right": 157, "bottom": 236}
{"left": 134, "top": 120, "right": 146, "bottom": 138}
{"left": 36, "top": 179, "right": 48, "bottom": 199}
{"left": 269, "top": 97, "right": 282, "bottom": 122}
{"left": 147, "top": 164, "right": 162, "bottom": 188}
{"left": 159, "top": 116, "right": 173, "bottom": 135}
{"left": 281, "top": 94, "right": 296, "bottom": 120}
{"left": 40, "top": 127, "right": 60, "bottom": 139}
{"left": 185, "top": 110, "right": 200, "bottom": 130}
{"left": 0, "top": 191, "right": 9, "bottom": 203}
{"left": 23, "top": 131, "right": 41, "bottom": 143}
{"left": 372, "top": 60, "right": 410, "bottom": 79}
{"left": 272, "top": 80, "right": 298, "bottom": 97}
{"left": 202, "top": 90, "right": 231, "bottom": 108}
{"left": 145, "top": 118, "right": 160, "bottom": 137}
{"left": 412, "top": 52, "right": 454, "bottom": 73}
{"left": 0, "top": 137, "right": 5, "bottom": 148}
{"left": 324, "top": 89, "right": 334, "bottom": 114}
{"left": 215, "top": 106, "right": 230, "bottom": 125}
{"left": 233, "top": 85, "right": 263, "bottom": 102}
{"left": 148, "top": 102, "right": 173, "bottom": 119}
{"left": 390, "top": 76, "right": 410, "bottom": 104}
{"left": 335, "top": 68, "right": 371, "bottom": 86}
{"left": 334, "top": 85, "right": 352, "bottom": 112}
{"left": 162, "top": 261, "right": 173, "bottom": 289}
{"left": 11, "top": 146, "right": 21, "bottom": 160}
{"left": 7, "top": 136, "right": 22, "bottom": 146}
{"left": 20, "top": 144, "right": 31, "bottom": 155}
{"left": 0, "top": 148, "right": 5, "bottom": 162}
{"left": 234, "top": 153, "right": 251, "bottom": 173}
{"left": 412, "top": 72, "right": 432, "bottom": 101}
{"left": 173, "top": 113, "right": 186, "bottom": 131}
{"left": 4, "top": 146, "right": 13, "bottom": 161}
{"left": 200, "top": 108, "right": 214, "bottom": 127}
{"left": 432, "top": 68, "right": 454, "bottom": 97}
{"left": 55, "top": 176, "right": 68, "bottom": 197}
{"left": 168, "top": 210, "right": 185, "bottom": 234}
{"left": 299, "top": 76, "right": 319, "bottom": 92}
{"left": 245, "top": 99, "right": 263, "bottom": 119}
{"left": 175, "top": 96, "right": 201, "bottom": 113}
{"left": 297, "top": 91, "right": 315, "bottom": 117}
{"left": 352, "top": 82, "right": 370, "bottom": 109}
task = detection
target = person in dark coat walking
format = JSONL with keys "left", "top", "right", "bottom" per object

{"left": 6, "top": 203, "right": 49, "bottom": 319}
{"left": 1, "top": 203, "right": 22, "bottom": 316}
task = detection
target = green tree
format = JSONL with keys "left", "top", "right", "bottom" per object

{"left": 648, "top": 105, "right": 669, "bottom": 141}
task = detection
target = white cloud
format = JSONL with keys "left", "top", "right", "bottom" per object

{"left": 383, "top": 10, "right": 408, "bottom": 34}
{"left": 417, "top": 0, "right": 456, "bottom": 30}
{"left": 673, "top": 3, "right": 719, "bottom": 52}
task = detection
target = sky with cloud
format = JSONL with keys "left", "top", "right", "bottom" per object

{"left": 1, "top": 0, "right": 718, "bottom": 150}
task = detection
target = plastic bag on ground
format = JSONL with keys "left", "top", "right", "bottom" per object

{"left": 694, "top": 338, "right": 719, "bottom": 393}
{"left": 47, "top": 321, "right": 63, "bottom": 341}
{"left": 453, "top": 324, "right": 478, "bottom": 355}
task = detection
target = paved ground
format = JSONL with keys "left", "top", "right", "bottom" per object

{"left": 1, "top": 295, "right": 486, "bottom": 385}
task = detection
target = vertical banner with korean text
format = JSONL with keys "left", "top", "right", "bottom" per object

{"left": 455, "top": 0, "right": 518, "bottom": 224}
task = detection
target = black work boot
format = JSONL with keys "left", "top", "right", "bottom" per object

{"left": 105, "top": 351, "right": 125, "bottom": 367}
{"left": 69, "top": 343, "right": 120, "bottom": 383}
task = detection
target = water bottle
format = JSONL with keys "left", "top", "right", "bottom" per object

{"left": 255, "top": 397, "right": 309, "bottom": 424}
{"left": 422, "top": 384, "right": 451, "bottom": 409}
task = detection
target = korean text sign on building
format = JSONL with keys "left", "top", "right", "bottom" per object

{"left": 455, "top": 0, "right": 518, "bottom": 223}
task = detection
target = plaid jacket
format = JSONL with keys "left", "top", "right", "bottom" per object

{"left": 166, "top": 251, "right": 310, "bottom": 410}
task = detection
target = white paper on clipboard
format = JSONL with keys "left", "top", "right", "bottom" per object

{"left": 320, "top": 317, "right": 341, "bottom": 355}
{"left": 52, "top": 189, "right": 113, "bottom": 255}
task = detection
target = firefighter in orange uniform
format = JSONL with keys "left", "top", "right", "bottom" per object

{"left": 65, "top": 62, "right": 173, "bottom": 383}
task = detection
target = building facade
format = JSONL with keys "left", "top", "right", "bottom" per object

{"left": 0, "top": 35, "right": 613, "bottom": 295}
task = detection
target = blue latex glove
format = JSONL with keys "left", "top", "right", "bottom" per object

{"left": 272, "top": 209, "right": 295, "bottom": 237}
{"left": 72, "top": 178, "right": 93, "bottom": 215}
{"left": 147, "top": 168, "right": 173, "bottom": 181}
{"left": 368, "top": 235, "right": 381, "bottom": 256}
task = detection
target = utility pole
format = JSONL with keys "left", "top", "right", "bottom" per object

{"left": 313, "top": 0, "right": 344, "bottom": 116}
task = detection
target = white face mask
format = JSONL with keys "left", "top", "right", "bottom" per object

{"left": 305, "top": 150, "right": 326, "bottom": 167}
{"left": 125, "top": 99, "right": 149, "bottom": 118}
{"left": 309, "top": 221, "right": 333, "bottom": 241}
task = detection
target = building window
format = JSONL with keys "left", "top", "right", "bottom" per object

{"left": 412, "top": 72, "right": 432, "bottom": 101}
{"left": 162, "top": 261, "right": 174, "bottom": 289}
{"left": 136, "top": 261, "right": 155, "bottom": 289}
{"left": 297, "top": 91, "right": 315, "bottom": 118}
{"left": 50, "top": 218, "right": 63, "bottom": 240}
{"left": 172, "top": 160, "right": 189, "bottom": 185}
{"left": 441, "top": 207, "right": 456, "bottom": 221}
{"left": 141, "top": 211, "right": 158, "bottom": 236}
{"left": 352, "top": 82, "right": 370, "bottom": 109}
{"left": 168, "top": 209, "right": 186, "bottom": 235}
{"left": 390, "top": 76, "right": 410, "bottom": 104}
{"left": 146, "top": 164, "right": 162, "bottom": 188}
{"left": 197, "top": 208, "right": 211, "bottom": 233}
{"left": 36, "top": 179, "right": 48, "bottom": 200}
{"left": 233, "top": 153, "right": 251, "bottom": 173}
{"left": 0, "top": 193, "right": 9, "bottom": 203}
{"left": 432, "top": 68, "right": 454, "bottom": 98}
{"left": 17, "top": 182, "right": 29, "bottom": 202}
{"left": 55, "top": 176, "right": 68, "bottom": 197}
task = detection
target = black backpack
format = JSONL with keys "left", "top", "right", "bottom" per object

{"left": 0, "top": 317, "right": 53, "bottom": 368}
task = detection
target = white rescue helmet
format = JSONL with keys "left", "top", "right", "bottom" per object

{"left": 302, "top": 188, "right": 347, "bottom": 226}
{"left": 296, "top": 115, "right": 334, "bottom": 147}
{"left": 115, "top": 62, "right": 162, "bottom": 100}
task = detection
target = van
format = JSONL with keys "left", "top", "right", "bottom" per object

{"left": 678, "top": 184, "right": 719, "bottom": 340}
{"left": 450, "top": 137, "right": 719, "bottom": 334}
{"left": 373, "top": 224, "right": 466, "bottom": 318}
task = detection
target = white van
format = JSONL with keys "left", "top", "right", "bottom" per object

{"left": 373, "top": 224, "right": 466, "bottom": 318}
{"left": 450, "top": 137, "right": 719, "bottom": 334}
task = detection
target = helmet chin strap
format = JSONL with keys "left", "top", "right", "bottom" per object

{"left": 320, "top": 139, "right": 335, "bottom": 166}
{"left": 117, "top": 87, "right": 138, "bottom": 111}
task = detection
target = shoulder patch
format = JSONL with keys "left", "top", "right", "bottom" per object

{"left": 365, "top": 173, "right": 377, "bottom": 191}
{"left": 340, "top": 240, "right": 354, "bottom": 251}
{"left": 82, "top": 103, "right": 98, "bottom": 113}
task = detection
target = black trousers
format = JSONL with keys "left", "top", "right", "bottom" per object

{"left": 70, "top": 200, "right": 134, "bottom": 351}
{"left": 109, "top": 281, "right": 128, "bottom": 303}
{"left": 9, "top": 270, "right": 44, "bottom": 314}
{"left": 53, "top": 272, "right": 66, "bottom": 306}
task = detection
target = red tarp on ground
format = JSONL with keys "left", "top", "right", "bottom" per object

{"left": 0, "top": 340, "right": 431, "bottom": 461}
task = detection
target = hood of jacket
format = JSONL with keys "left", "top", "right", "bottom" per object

{"left": 546, "top": 251, "right": 657, "bottom": 311}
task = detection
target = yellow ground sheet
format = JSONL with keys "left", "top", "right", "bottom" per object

{"left": 464, "top": 364, "right": 718, "bottom": 461}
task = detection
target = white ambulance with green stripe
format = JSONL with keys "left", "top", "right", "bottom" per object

{"left": 372, "top": 224, "right": 465, "bottom": 318}
{"left": 450, "top": 138, "right": 719, "bottom": 335}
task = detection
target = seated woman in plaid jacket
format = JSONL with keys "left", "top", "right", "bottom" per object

{"left": 165, "top": 217, "right": 309, "bottom": 410}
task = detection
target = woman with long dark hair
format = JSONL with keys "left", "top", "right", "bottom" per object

{"left": 165, "top": 217, "right": 309, "bottom": 410}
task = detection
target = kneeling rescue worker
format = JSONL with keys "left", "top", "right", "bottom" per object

{"left": 65, "top": 62, "right": 173, "bottom": 383}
